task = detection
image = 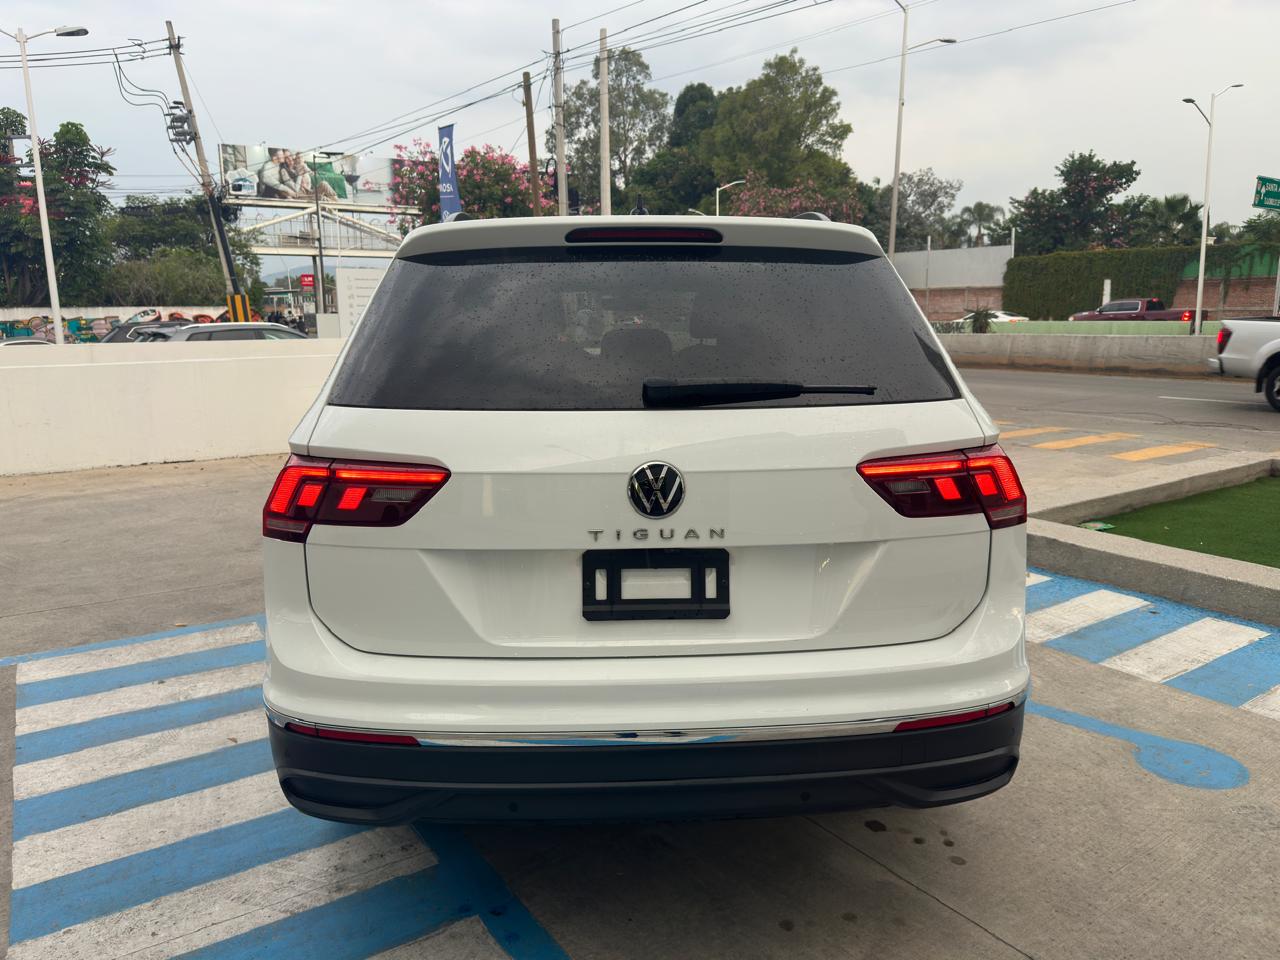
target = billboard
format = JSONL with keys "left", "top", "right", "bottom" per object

{"left": 219, "top": 144, "right": 397, "bottom": 207}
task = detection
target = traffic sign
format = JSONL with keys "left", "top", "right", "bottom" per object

{"left": 1253, "top": 175, "right": 1280, "bottom": 211}
{"left": 299, "top": 273, "right": 315, "bottom": 289}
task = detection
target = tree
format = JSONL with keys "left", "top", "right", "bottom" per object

{"left": 957, "top": 201, "right": 1006, "bottom": 246}
{"left": 389, "top": 140, "right": 553, "bottom": 231}
{"left": 1005, "top": 151, "right": 1140, "bottom": 255}
{"left": 628, "top": 147, "right": 716, "bottom": 214}
{"left": 1239, "top": 212, "right": 1280, "bottom": 244}
{"left": 548, "top": 48, "right": 671, "bottom": 209}
{"left": 104, "top": 194, "right": 262, "bottom": 306}
{"left": 701, "top": 50, "right": 852, "bottom": 187}
{"left": 1124, "top": 193, "right": 1203, "bottom": 247}
{"left": 0, "top": 120, "right": 114, "bottom": 306}
{"left": 669, "top": 82, "right": 717, "bottom": 150}
{"left": 885, "top": 168, "right": 965, "bottom": 252}
{"left": 723, "top": 171, "right": 864, "bottom": 223}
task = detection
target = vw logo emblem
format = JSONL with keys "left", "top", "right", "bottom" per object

{"left": 628, "top": 462, "right": 685, "bottom": 518}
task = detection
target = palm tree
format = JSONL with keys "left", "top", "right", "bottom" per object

{"left": 1142, "top": 194, "right": 1202, "bottom": 246}
{"left": 957, "top": 202, "right": 1005, "bottom": 246}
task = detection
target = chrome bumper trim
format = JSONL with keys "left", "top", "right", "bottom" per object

{"left": 266, "top": 687, "right": 1030, "bottom": 747}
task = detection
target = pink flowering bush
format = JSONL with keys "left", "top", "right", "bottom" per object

{"left": 724, "top": 171, "right": 864, "bottom": 223}
{"left": 390, "top": 139, "right": 555, "bottom": 232}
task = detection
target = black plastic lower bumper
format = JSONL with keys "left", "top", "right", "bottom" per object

{"left": 268, "top": 705, "right": 1023, "bottom": 825}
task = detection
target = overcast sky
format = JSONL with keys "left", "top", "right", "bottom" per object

{"left": 3, "top": 0, "right": 1275, "bottom": 236}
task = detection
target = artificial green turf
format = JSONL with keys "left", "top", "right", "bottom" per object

{"left": 1099, "top": 477, "right": 1280, "bottom": 569}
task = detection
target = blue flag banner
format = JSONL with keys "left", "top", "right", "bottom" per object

{"left": 437, "top": 125, "right": 462, "bottom": 219}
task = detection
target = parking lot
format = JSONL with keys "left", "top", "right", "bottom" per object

{"left": 1, "top": 370, "right": 1279, "bottom": 959}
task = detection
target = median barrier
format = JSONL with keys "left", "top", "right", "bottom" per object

{"left": 938, "top": 333, "right": 1216, "bottom": 377}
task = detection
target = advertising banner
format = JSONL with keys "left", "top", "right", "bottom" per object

{"left": 219, "top": 145, "right": 397, "bottom": 207}
{"left": 437, "top": 124, "right": 462, "bottom": 219}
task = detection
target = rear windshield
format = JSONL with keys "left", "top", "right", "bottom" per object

{"left": 328, "top": 246, "right": 958, "bottom": 410}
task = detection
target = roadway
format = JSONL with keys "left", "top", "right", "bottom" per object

{"left": 963, "top": 367, "right": 1280, "bottom": 454}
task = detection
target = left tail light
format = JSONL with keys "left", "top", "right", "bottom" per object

{"left": 263, "top": 454, "right": 450, "bottom": 542}
{"left": 1216, "top": 326, "right": 1232, "bottom": 353}
{"left": 1181, "top": 310, "right": 1193, "bottom": 322}
{"left": 857, "top": 444, "right": 1026, "bottom": 529}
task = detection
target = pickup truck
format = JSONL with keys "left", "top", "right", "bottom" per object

{"left": 1069, "top": 298, "right": 1204, "bottom": 323}
{"left": 1208, "top": 316, "right": 1280, "bottom": 411}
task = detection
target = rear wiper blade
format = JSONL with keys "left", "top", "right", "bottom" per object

{"left": 642, "top": 378, "right": 876, "bottom": 408}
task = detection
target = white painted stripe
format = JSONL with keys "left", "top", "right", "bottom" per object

{"left": 8, "top": 828, "right": 432, "bottom": 960}
{"left": 1026, "top": 572, "right": 1049, "bottom": 587}
{"left": 1104, "top": 619, "right": 1268, "bottom": 682}
{"left": 1242, "top": 684, "right": 1280, "bottom": 722}
{"left": 1026, "top": 590, "right": 1148, "bottom": 644}
{"left": 13, "top": 770, "right": 284, "bottom": 888}
{"left": 16, "top": 661, "right": 263, "bottom": 736}
{"left": 14, "top": 710, "right": 265, "bottom": 801}
{"left": 369, "top": 916, "right": 510, "bottom": 960}
{"left": 16, "top": 623, "right": 262, "bottom": 684}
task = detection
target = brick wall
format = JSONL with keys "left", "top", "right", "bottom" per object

{"left": 911, "top": 275, "right": 1277, "bottom": 323}
{"left": 909, "top": 286, "right": 1003, "bottom": 322}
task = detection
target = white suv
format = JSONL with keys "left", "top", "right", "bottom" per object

{"left": 262, "top": 215, "right": 1029, "bottom": 824}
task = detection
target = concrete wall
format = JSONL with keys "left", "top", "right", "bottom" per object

{"left": 894, "top": 244, "right": 1011, "bottom": 289}
{"left": 911, "top": 286, "right": 1003, "bottom": 322}
{"left": 938, "top": 333, "right": 1215, "bottom": 377}
{"left": 0, "top": 340, "right": 344, "bottom": 476}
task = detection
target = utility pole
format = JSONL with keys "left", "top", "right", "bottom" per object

{"left": 552, "top": 18, "right": 567, "bottom": 216}
{"left": 598, "top": 29, "right": 610, "bottom": 215}
{"left": 312, "top": 164, "right": 327, "bottom": 315}
{"left": 887, "top": 1, "right": 908, "bottom": 260}
{"left": 522, "top": 71, "right": 541, "bottom": 215}
{"left": 165, "top": 21, "right": 239, "bottom": 303}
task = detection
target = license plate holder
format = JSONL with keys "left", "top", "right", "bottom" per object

{"left": 582, "top": 548, "right": 730, "bottom": 621}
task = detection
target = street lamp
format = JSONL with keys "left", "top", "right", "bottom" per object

{"left": 1183, "top": 83, "right": 1242, "bottom": 335}
{"left": 887, "top": 0, "right": 956, "bottom": 260}
{"left": 715, "top": 179, "right": 744, "bottom": 217}
{"left": 0, "top": 25, "right": 89, "bottom": 345}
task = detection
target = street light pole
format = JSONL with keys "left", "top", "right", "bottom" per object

{"left": 2, "top": 25, "right": 88, "bottom": 344}
{"left": 886, "top": 3, "right": 956, "bottom": 262}
{"left": 715, "top": 179, "right": 744, "bottom": 217}
{"left": 1184, "top": 84, "right": 1242, "bottom": 336}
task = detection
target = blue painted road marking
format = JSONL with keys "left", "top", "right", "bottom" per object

{"left": 7, "top": 617, "right": 569, "bottom": 959}
{"left": 1027, "top": 701, "right": 1249, "bottom": 790}
{"left": 1029, "top": 568, "right": 1280, "bottom": 717}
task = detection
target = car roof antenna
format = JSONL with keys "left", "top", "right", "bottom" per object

{"left": 629, "top": 194, "right": 649, "bottom": 216}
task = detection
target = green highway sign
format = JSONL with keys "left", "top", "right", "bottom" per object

{"left": 1254, "top": 175, "right": 1280, "bottom": 211}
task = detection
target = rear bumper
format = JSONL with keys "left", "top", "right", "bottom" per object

{"left": 269, "top": 704, "right": 1023, "bottom": 824}
{"left": 1206, "top": 357, "right": 1223, "bottom": 375}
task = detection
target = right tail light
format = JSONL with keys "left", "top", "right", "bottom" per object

{"left": 857, "top": 444, "right": 1026, "bottom": 528}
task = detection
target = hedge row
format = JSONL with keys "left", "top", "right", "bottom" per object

{"left": 1004, "top": 243, "right": 1280, "bottom": 320}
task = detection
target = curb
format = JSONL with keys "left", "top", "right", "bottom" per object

{"left": 1025, "top": 453, "right": 1280, "bottom": 624}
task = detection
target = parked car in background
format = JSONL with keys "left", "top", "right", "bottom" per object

{"left": 99, "top": 320, "right": 192, "bottom": 343}
{"left": 1208, "top": 315, "right": 1280, "bottom": 411}
{"left": 125, "top": 309, "right": 161, "bottom": 324}
{"left": 960, "top": 310, "right": 1028, "bottom": 324}
{"left": 137, "top": 322, "right": 306, "bottom": 342}
{"left": 1069, "top": 298, "right": 1204, "bottom": 323}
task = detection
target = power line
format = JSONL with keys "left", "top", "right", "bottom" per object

{"left": 562, "top": 0, "right": 655, "bottom": 32}
{"left": 182, "top": 60, "right": 226, "bottom": 148}
{"left": 649, "top": 1, "right": 940, "bottom": 82}
{"left": 826, "top": 0, "right": 1137, "bottom": 75}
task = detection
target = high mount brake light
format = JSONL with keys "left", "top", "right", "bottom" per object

{"left": 262, "top": 454, "right": 450, "bottom": 542}
{"left": 857, "top": 444, "right": 1026, "bottom": 528}
{"left": 564, "top": 226, "right": 723, "bottom": 243}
